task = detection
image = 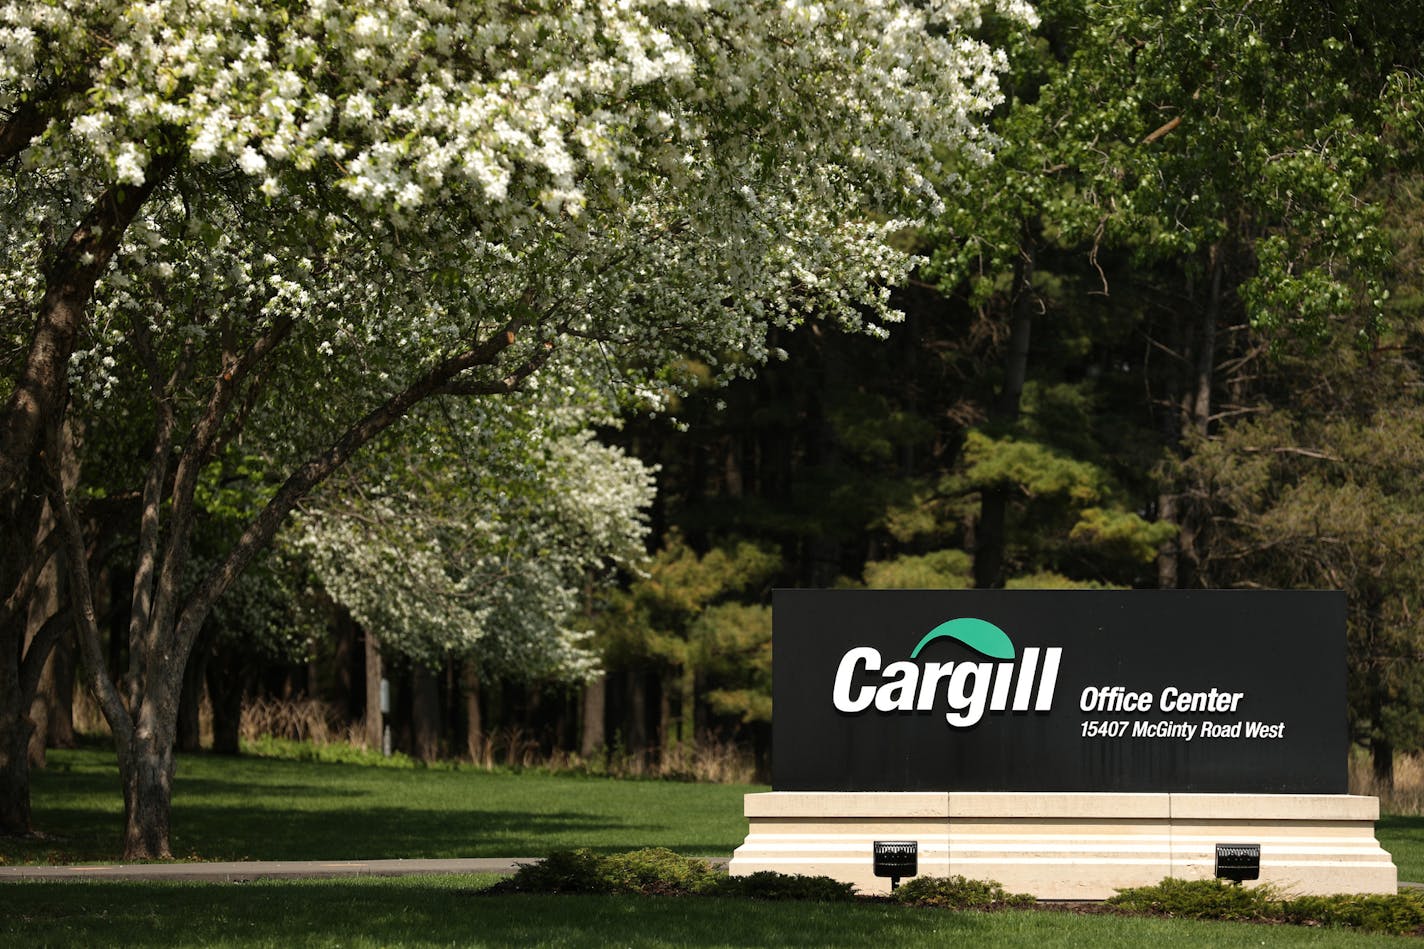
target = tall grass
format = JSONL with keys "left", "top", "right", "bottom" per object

{"left": 70, "top": 693, "right": 757, "bottom": 782}
{"left": 1350, "top": 751, "right": 1424, "bottom": 815}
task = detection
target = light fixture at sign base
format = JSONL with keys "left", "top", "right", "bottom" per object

{"left": 873, "top": 840, "right": 918, "bottom": 891}
{"left": 1215, "top": 842, "right": 1261, "bottom": 883}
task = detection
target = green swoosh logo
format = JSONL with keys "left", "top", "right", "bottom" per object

{"left": 909, "top": 618, "right": 1015, "bottom": 660}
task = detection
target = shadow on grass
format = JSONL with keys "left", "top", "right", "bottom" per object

{"left": 0, "top": 880, "right": 1000, "bottom": 949}
{"left": 9, "top": 744, "right": 751, "bottom": 866}
{"left": 167, "top": 805, "right": 633, "bottom": 861}
{"left": 2, "top": 880, "right": 1399, "bottom": 949}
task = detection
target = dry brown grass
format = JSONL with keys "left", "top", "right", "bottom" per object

{"left": 1350, "top": 750, "right": 1424, "bottom": 814}
{"left": 470, "top": 727, "right": 757, "bottom": 782}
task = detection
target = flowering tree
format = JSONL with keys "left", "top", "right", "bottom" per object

{"left": 297, "top": 395, "right": 656, "bottom": 678}
{"left": 0, "top": 0, "right": 1031, "bottom": 854}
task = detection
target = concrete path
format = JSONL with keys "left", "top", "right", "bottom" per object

{"left": 0, "top": 856, "right": 730, "bottom": 883}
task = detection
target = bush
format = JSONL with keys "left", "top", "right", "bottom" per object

{"left": 492, "top": 848, "right": 719, "bottom": 896}
{"left": 710, "top": 871, "right": 857, "bottom": 902}
{"left": 892, "top": 875, "right": 1035, "bottom": 910}
{"left": 1107, "top": 878, "right": 1277, "bottom": 921}
{"left": 599, "top": 848, "right": 721, "bottom": 896}
{"left": 496, "top": 849, "right": 610, "bottom": 894}
{"left": 1281, "top": 892, "right": 1424, "bottom": 936}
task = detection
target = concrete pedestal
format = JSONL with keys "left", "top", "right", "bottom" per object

{"left": 728, "top": 792, "right": 1397, "bottom": 899}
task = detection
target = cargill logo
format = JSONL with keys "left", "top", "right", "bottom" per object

{"left": 831, "top": 617, "right": 1062, "bottom": 727}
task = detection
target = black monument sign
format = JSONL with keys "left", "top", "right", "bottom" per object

{"left": 772, "top": 590, "right": 1346, "bottom": 793}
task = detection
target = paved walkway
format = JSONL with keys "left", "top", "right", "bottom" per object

{"left": 0, "top": 856, "right": 730, "bottom": 883}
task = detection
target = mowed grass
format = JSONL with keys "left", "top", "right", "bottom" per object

{"left": 0, "top": 876, "right": 1412, "bottom": 948}
{"left": 1378, "top": 814, "right": 1424, "bottom": 885}
{"left": 9, "top": 741, "right": 1424, "bottom": 887}
{"left": 3, "top": 743, "right": 760, "bottom": 864}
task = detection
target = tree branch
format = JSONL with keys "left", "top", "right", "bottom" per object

{"left": 0, "top": 153, "right": 177, "bottom": 499}
{"left": 0, "top": 100, "right": 49, "bottom": 163}
{"left": 171, "top": 316, "right": 536, "bottom": 672}
{"left": 0, "top": 525, "right": 60, "bottom": 639}
{"left": 124, "top": 316, "right": 192, "bottom": 708}
{"left": 19, "top": 608, "right": 72, "bottom": 710}
{"left": 143, "top": 315, "right": 295, "bottom": 681}
{"left": 42, "top": 429, "right": 134, "bottom": 745}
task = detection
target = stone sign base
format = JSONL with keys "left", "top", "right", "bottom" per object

{"left": 728, "top": 792, "right": 1396, "bottom": 899}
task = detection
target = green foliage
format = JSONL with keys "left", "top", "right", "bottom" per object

{"left": 1003, "top": 571, "right": 1121, "bottom": 591}
{"left": 861, "top": 550, "right": 973, "bottom": 590}
{"left": 696, "top": 603, "right": 773, "bottom": 723}
{"left": 1069, "top": 508, "right": 1178, "bottom": 565}
{"left": 498, "top": 851, "right": 861, "bottom": 902}
{"left": 1108, "top": 878, "right": 1277, "bottom": 922}
{"left": 598, "top": 848, "right": 722, "bottom": 896}
{"left": 495, "top": 848, "right": 720, "bottom": 896}
{"left": 1111, "top": 878, "right": 1424, "bottom": 936}
{"left": 959, "top": 431, "right": 1104, "bottom": 502}
{"left": 498, "top": 849, "right": 611, "bottom": 895}
{"left": 1281, "top": 892, "right": 1424, "bottom": 936}
{"left": 892, "top": 875, "right": 1035, "bottom": 910}
{"left": 238, "top": 736, "right": 429, "bottom": 770}
{"left": 709, "top": 870, "right": 857, "bottom": 902}
{"left": 597, "top": 534, "right": 780, "bottom": 738}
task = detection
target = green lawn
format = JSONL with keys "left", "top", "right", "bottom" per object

{"left": 1378, "top": 814, "right": 1424, "bottom": 885}
{"left": 8, "top": 741, "right": 1423, "bottom": 890}
{"left": 4, "top": 743, "right": 758, "bottom": 864}
{"left": 0, "top": 876, "right": 1411, "bottom": 948}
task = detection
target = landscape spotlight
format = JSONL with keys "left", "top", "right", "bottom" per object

{"left": 1214, "top": 843, "right": 1261, "bottom": 884}
{"left": 873, "top": 840, "right": 918, "bottom": 891}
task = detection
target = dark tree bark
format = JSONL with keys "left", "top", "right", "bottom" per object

{"left": 626, "top": 669, "right": 648, "bottom": 764}
{"left": 974, "top": 233, "right": 1035, "bottom": 590}
{"left": 44, "top": 625, "right": 77, "bottom": 750}
{"left": 364, "top": 630, "right": 383, "bottom": 751}
{"left": 205, "top": 642, "right": 245, "bottom": 756}
{"left": 580, "top": 673, "right": 606, "bottom": 759}
{"left": 411, "top": 665, "right": 440, "bottom": 762}
{"left": 1157, "top": 244, "right": 1224, "bottom": 589}
{"left": 463, "top": 660, "right": 483, "bottom": 763}
{"left": 176, "top": 631, "right": 212, "bottom": 753}
{"left": 25, "top": 544, "right": 62, "bottom": 768}
{"left": 0, "top": 619, "right": 34, "bottom": 836}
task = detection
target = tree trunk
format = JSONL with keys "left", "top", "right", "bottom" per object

{"left": 0, "top": 459, "right": 50, "bottom": 836}
{"left": 206, "top": 645, "right": 244, "bottom": 756}
{"left": 364, "top": 630, "right": 383, "bottom": 750}
{"left": 1373, "top": 737, "right": 1395, "bottom": 793}
{"left": 44, "top": 626, "right": 77, "bottom": 749}
{"left": 679, "top": 664, "right": 696, "bottom": 748}
{"left": 25, "top": 547, "right": 62, "bottom": 768}
{"left": 1156, "top": 492, "right": 1180, "bottom": 589}
{"left": 411, "top": 665, "right": 440, "bottom": 762}
{"left": 974, "top": 234, "right": 1035, "bottom": 590}
{"left": 176, "top": 634, "right": 211, "bottom": 753}
{"left": 0, "top": 638, "right": 33, "bottom": 835}
{"left": 627, "top": 670, "right": 648, "bottom": 764}
{"left": 463, "top": 660, "right": 483, "bottom": 763}
{"left": 118, "top": 722, "right": 176, "bottom": 860}
{"left": 657, "top": 672, "right": 672, "bottom": 762}
{"left": 973, "top": 489, "right": 1010, "bottom": 590}
{"left": 581, "top": 673, "right": 606, "bottom": 759}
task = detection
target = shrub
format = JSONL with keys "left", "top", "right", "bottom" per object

{"left": 892, "top": 875, "right": 1035, "bottom": 910}
{"left": 710, "top": 871, "right": 857, "bottom": 902}
{"left": 1281, "top": 892, "right": 1424, "bottom": 936}
{"left": 496, "top": 849, "right": 610, "bottom": 894}
{"left": 492, "top": 848, "right": 718, "bottom": 896}
{"left": 1107, "top": 878, "right": 1277, "bottom": 921}
{"left": 599, "top": 848, "right": 721, "bottom": 896}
